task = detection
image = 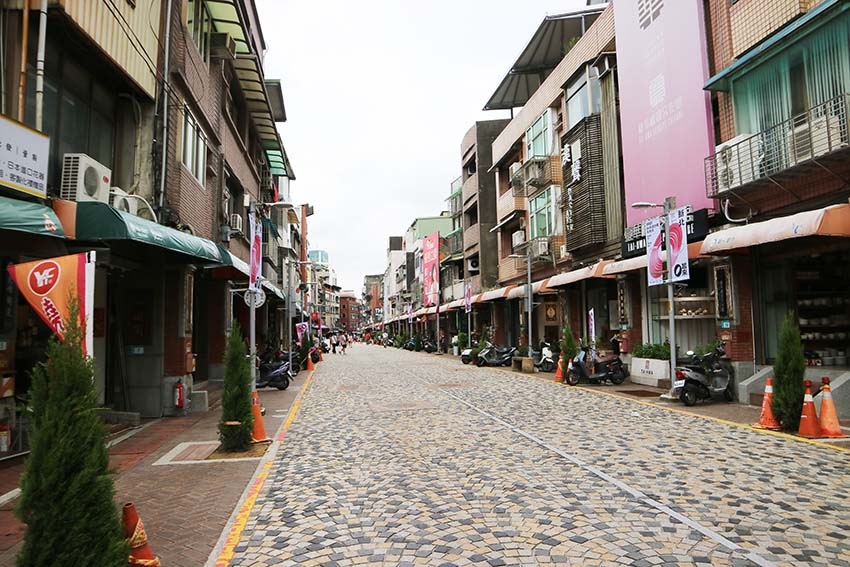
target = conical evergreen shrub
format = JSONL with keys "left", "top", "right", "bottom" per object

{"left": 16, "top": 300, "right": 127, "bottom": 566}
{"left": 559, "top": 324, "right": 578, "bottom": 364}
{"left": 218, "top": 322, "right": 253, "bottom": 451}
{"left": 771, "top": 312, "right": 806, "bottom": 432}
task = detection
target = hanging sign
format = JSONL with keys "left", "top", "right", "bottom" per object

{"left": 668, "top": 206, "right": 690, "bottom": 283}
{"left": 7, "top": 252, "right": 96, "bottom": 355}
{"left": 464, "top": 281, "right": 472, "bottom": 314}
{"left": 0, "top": 115, "right": 50, "bottom": 198}
{"left": 588, "top": 308, "right": 596, "bottom": 346}
{"left": 645, "top": 215, "right": 665, "bottom": 287}
{"left": 248, "top": 210, "right": 262, "bottom": 293}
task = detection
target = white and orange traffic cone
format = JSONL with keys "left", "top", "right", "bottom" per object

{"left": 798, "top": 380, "right": 822, "bottom": 439}
{"left": 554, "top": 357, "right": 564, "bottom": 383}
{"left": 752, "top": 377, "right": 781, "bottom": 430}
{"left": 250, "top": 390, "right": 271, "bottom": 444}
{"left": 818, "top": 377, "right": 847, "bottom": 438}
{"left": 123, "top": 503, "right": 161, "bottom": 567}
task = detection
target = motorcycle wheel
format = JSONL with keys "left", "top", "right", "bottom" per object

{"left": 461, "top": 356, "right": 470, "bottom": 364}
{"left": 541, "top": 360, "right": 555, "bottom": 373}
{"left": 680, "top": 384, "right": 699, "bottom": 406}
{"left": 566, "top": 371, "right": 580, "bottom": 386}
{"left": 476, "top": 357, "right": 486, "bottom": 367}
{"left": 610, "top": 369, "right": 626, "bottom": 385}
{"left": 275, "top": 376, "right": 290, "bottom": 390}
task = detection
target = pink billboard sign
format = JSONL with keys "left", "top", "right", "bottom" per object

{"left": 614, "top": 0, "right": 715, "bottom": 225}
{"left": 422, "top": 232, "right": 440, "bottom": 307}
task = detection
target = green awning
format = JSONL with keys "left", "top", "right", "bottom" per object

{"left": 213, "top": 248, "right": 286, "bottom": 300}
{"left": 75, "top": 202, "right": 223, "bottom": 263}
{"left": 0, "top": 195, "right": 65, "bottom": 238}
{"left": 705, "top": 0, "right": 848, "bottom": 91}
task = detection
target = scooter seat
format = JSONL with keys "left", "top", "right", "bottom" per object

{"left": 595, "top": 354, "right": 618, "bottom": 363}
{"left": 494, "top": 346, "right": 513, "bottom": 354}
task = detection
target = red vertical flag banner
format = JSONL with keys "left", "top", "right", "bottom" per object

{"left": 7, "top": 252, "right": 96, "bottom": 355}
{"left": 422, "top": 232, "right": 440, "bottom": 308}
{"left": 249, "top": 210, "right": 262, "bottom": 293}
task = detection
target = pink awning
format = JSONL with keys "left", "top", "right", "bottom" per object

{"left": 603, "top": 242, "right": 705, "bottom": 276}
{"left": 477, "top": 286, "right": 515, "bottom": 303}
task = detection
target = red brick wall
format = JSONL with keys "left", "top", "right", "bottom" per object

{"left": 208, "top": 280, "right": 227, "bottom": 364}
{"left": 727, "top": 257, "right": 755, "bottom": 363}
{"left": 164, "top": 271, "right": 191, "bottom": 375}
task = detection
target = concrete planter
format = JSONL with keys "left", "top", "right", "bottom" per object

{"left": 630, "top": 357, "right": 670, "bottom": 387}
{"left": 512, "top": 356, "right": 535, "bottom": 373}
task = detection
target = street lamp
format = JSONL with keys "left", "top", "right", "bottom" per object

{"left": 509, "top": 248, "right": 533, "bottom": 352}
{"left": 631, "top": 197, "right": 677, "bottom": 395}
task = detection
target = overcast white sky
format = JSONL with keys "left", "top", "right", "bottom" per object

{"left": 257, "top": 0, "right": 593, "bottom": 292}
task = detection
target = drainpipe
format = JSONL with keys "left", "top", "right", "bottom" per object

{"left": 157, "top": 0, "right": 174, "bottom": 220}
{"left": 34, "top": 0, "right": 46, "bottom": 131}
{"left": 17, "top": 1, "right": 29, "bottom": 122}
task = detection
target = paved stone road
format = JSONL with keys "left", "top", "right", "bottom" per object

{"left": 221, "top": 347, "right": 850, "bottom": 567}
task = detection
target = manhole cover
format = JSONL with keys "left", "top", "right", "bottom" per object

{"left": 616, "top": 389, "right": 663, "bottom": 398}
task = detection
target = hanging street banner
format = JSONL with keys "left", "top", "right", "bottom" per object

{"left": 645, "top": 215, "right": 665, "bottom": 287}
{"left": 249, "top": 210, "right": 263, "bottom": 293}
{"left": 295, "top": 321, "right": 309, "bottom": 345}
{"left": 669, "top": 206, "right": 690, "bottom": 283}
{"left": 422, "top": 232, "right": 440, "bottom": 307}
{"left": 464, "top": 281, "right": 473, "bottom": 314}
{"left": 7, "top": 252, "right": 96, "bottom": 355}
{"left": 588, "top": 308, "right": 596, "bottom": 347}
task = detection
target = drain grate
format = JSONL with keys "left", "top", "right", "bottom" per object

{"left": 616, "top": 389, "right": 663, "bottom": 398}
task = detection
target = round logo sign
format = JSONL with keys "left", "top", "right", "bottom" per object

{"left": 27, "top": 260, "right": 61, "bottom": 296}
{"left": 244, "top": 288, "right": 266, "bottom": 308}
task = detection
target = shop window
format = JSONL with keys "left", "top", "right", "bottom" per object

{"left": 529, "top": 188, "right": 554, "bottom": 238}
{"left": 565, "top": 66, "right": 601, "bottom": 130}
{"left": 181, "top": 107, "right": 207, "bottom": 185}
{"left": 187, "top": 0, "right": 213, "bottom": 62}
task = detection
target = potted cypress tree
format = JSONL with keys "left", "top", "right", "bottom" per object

{"left": 218, "top": 323, "right": 254, "bottom": 452}
{"left": 772, "top": 313, "right": 806, "bottom": 432}
{"left": 16, "top": 300, "right": 128, "bottom": 566}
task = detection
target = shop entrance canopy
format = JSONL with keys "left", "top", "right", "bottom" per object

{"left": 72, "top": 201, "right": 223, "bottom": 263}
{"left": 0, "top": 195, "right": 65, "bottom": 238}
{"left": 700, "top": 204, "right": 850, "bottom": 255}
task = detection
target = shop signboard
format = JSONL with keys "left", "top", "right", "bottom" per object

{"left": 588, "top": 308, "right": 596, "bottom": 346}
{"left": 622, "top": 208, "right": 708, "bottom": 258}
{"left": 668, "top": 206, "right": 690, "bottom": 283}
{"left": 0, "top": 115, "right": 49, "bottom": 199}
{"left": 614, "top": 1, "right": 714, "bottom": 226}
{"left": 464, "top": 281, "right": 472, "bottom": 314}
{"left": 645, "top": 216, "right": 664, "bottom": 286}
{"left": 248, "top": 210, "right": 262, "bottom": 293}
{"left": 422, "top": 232, "right": 440, "bottom": 307}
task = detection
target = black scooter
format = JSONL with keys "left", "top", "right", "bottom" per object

{"left": 566, "top": 337, "right": 628, "bottom": 386}
{"left": 476, "top": 341, "right": 516, "bottom": 367}
{"left": 423, "top": 339, "right": 438, "bottom": 353}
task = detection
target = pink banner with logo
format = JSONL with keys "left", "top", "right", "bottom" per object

{"left": 614, "top": 0, "right": 715, "bottom": 225}
{"left": 422, "top": 232, "right": 440, "bottom": 307}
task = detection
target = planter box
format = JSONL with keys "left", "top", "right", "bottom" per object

{"left": 630, "top": 357, "right": 670, "bottom": 387}
{"left": 512, "top": 357, "right": 535, "bottom": 373}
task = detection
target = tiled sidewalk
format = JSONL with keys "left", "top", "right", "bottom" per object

{"left": 0, "top": 380, "right": 300, "bottom": 566}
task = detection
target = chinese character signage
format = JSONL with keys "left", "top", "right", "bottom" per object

{"left": 0, "top": 115, "right": 49, "bottom": 198}
{"left": 645, "top": 215, "right": 665, "bottom": 287}
{"left": 645, "top": 207, "right": 690, "bottom": 287}
{"left": 622, "top": 208, "right": 708, "bottom": 258}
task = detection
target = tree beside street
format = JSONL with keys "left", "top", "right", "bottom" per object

{"left": 219, "top": 323, "right": 254, "bottom": 452}
{"left": 772, "top": 312, "right": 806, "bottom": 432}
{"left": 16, "top": 301, "right": 127, "bottom": 567}
{"left": 559, "top": 324, "right": 578, "bottom": 363}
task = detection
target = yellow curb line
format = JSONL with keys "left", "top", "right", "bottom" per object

{"left": 213, "top": 371, "right": 316, "bottom": 567}
{"left": 491, "top": 366, "right": 850, "bottom": 454}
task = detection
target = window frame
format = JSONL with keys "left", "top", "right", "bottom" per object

{"left": 529, "top": 187, "right": 554, "bottom": 238}
{"left": 526, "top": 110, "right": 551, "bottom": 158}
{"left": 181, "top": 106, "right": 207, "bottom": 186}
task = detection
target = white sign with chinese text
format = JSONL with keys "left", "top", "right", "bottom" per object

{"left": 0, "top": 115, "right": 49, "bottom": 198}
{"left": 668, "top": 206, "right": 690, "bottom": 283}
{"left": 645, "top": 215, "right": 665, "bottom": 286}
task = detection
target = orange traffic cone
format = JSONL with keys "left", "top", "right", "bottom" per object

{"left": 318, "top": 349, "right": 324, "bottom": 362}
{"left": 818, "top": 377, "right": 847, "bottom": 438}
{"left": 554, "top": 357, "right": 564, "bottom": 383}
{"left": 306, "top": 355, "right": 315, "bottom": 371}
{"left": 798, "top": 380, "right": 822, "bottom": 438}
{"left": 752, "top": 377, "right": 781, "bottom": 430}
{"left": 122, "top": 503, "right": 161, "bottom": 567}
{"left": 250, "top": 390, "right": 271, "bottom": 444}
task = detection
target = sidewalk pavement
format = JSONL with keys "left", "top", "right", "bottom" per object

{"left": 0, "top": 379, "right": 300, "bottom": 566}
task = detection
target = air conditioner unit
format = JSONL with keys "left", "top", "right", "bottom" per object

{"left": 511, "top": 229, "right": 526, "bottom": 249}
{"left": 210, "top": 32, "right": 236, "bottom": 59}
{"left": 713, "top": 134, "right": 756, "bottom": 193}
{"left": 229, "top": 213, "right": 244, "bottom": 233}
{"left": 466, "top": 257, "right": 480, "bottom": 273}
{"left": 509, "top": 162, "right": 522, "bottom": 179}
{"left": 60, "top": 153, "right": 111, "bottom": 203}
{"left": 110, "top": 187, "right": 139, "bottom": 215}
{"left": 788, "top": 115, "right": 845, "bottom": 163}
{"left": 524, "top": 159, "right": 546, "bottom": 187}
{"left": 531, "top": 238, "right": 549, "bottom": 258}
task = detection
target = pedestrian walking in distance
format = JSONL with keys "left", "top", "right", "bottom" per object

{"left": 340, "top": 334, "right": 348, "bottom": 355}
{"left": 331, "top": 334, "right": 338, "bottom": 354}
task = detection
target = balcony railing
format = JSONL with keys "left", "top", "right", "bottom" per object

{"left": 521, "top": 155, "right": 563, "bottom": 191}
{"left": 441, "top": 280, "right": 464, "bottom": 303}
{"left": 498, "top": 256, "right": 524, "bottom": 283}
{"left": 705, "top": 94, "right": 850, "bottom": 198}
{"left": 446, "top": 232, "right": 463, "bottom": 255}
{"left": 469, "top": 274, "right": 482, "bottom": 294}
{"left": 496, "top": 190, "right": 526, "bottom": 222}
{"left": 463, "top": 224, "right": 480, "bottom": 250}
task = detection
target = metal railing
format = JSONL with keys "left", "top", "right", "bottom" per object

{"left": 705, "top": 93, "right": 850, "bottom": 197}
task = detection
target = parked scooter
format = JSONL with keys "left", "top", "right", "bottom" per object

{"left": 403, "top": 338, "right": 416, "bottom": 351}
{"left": 460, "top": 346, "right": 473, "bottom": 364}
{"left": 423, "top": 339, "right": 438, "bottom": 353}
{"left": 255, "top": 358, "right": 292, "bottom": 390}
{"left": 476, "top": 341, "right": 517, "bottom": 367}
{"left": 673, "top": 342, "right": 733, "bottom": 406}
{"left": 529, "top": 341, "right": 556, "bottom": 372}
{"left": 566, "top": 337, "right": 627, "bottom": 386}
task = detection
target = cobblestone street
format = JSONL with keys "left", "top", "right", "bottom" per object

{"left": 216, "top": 347, "right": 850, "bottom": 567}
